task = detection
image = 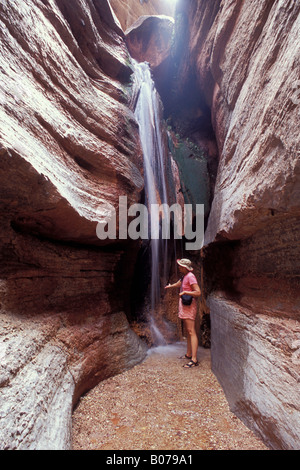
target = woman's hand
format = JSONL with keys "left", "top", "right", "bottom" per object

{"left": 165, "top": 280, "right": 182, "bottom": 290}
{"left": 179, "top": 291, "right": 189, "bottom": 297}
{"left": 180, "top": 285, "right": 201, "bottom": 298}
{"left": 180, "top": 286, "right": 201, "bottom": 298}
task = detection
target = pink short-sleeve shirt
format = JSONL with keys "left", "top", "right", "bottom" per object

{"left": 178, "top": 272, "right": 198, "bottom": 321}
{"left": 181, "top": 272, "right": 197, "bottom": 292}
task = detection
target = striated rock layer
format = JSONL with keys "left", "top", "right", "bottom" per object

{"left": 176, "top": 0, "right": 300, "bottom": 449}
{"left": 0, "top": 0, "right": 149, "bottom": 450}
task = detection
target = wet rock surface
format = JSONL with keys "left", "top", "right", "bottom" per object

{"left": 72, "top": 343, "right": 268, "bottom": 450}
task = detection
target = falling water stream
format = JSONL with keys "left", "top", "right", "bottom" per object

{"left": 132, "top": 61, "right": 170, "bottom": 345}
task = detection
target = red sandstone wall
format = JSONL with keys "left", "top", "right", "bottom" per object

{"left": 178, "top": 0, "right": 300, "bottom": 449}
{"left": 0, "top": 0, "right": 147, "bottom": 450}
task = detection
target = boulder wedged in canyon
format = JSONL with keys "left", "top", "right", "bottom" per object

{"left": 175, "top": 0, "right": 300, "bottom": 449}
{"left": 125, "top": 13, "right": 174, "bottom": 60}
{"left": 0, "top": 0, "right": 148, "bottom": 450}
{"left": 125, "top": 15, "right": 174, "bottom": 84}
{"left": 109, "top": 0, "right": 175, "bottom": 32}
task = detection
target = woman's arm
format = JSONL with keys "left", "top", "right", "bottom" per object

{"left": 179, "top": 283, "right": 201, "bottom": 298}
{"left": 165, "top": 279, "right": 181, "bottom": 290}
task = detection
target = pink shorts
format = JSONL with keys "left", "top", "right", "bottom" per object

{"left": 178, "top": 298, "right": 197, "bottom": 321}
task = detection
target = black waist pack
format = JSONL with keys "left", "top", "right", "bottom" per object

{"left": 181, "top": 294, "right": 193, "bottom": 306}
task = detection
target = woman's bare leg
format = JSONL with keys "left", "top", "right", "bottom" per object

{"left": 184, "top": 319, "right": 198, "bottom": 363}
{"left": 186, "top": 332, "right": 192, "bottom": 358}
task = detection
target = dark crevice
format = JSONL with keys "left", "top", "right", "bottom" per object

{"left": 202, "top": 240, "right": 242, "bottom": 301}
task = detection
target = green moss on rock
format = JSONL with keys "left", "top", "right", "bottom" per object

{"left": 168, "top": 132, "right": 211, "bottom": 217}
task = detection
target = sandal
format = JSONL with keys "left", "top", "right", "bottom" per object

{"left": 179, "top": 354, "right": 192, "bottom": 360}
{"left": 183, "top": 360, "right": 199, "bottom": 368}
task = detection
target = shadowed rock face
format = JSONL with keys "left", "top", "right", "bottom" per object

{"left": 174, "top": 0, "right": 300, "bottom": 450}
{"left": 0, "top": 0, "right": 148, "bottom": 450}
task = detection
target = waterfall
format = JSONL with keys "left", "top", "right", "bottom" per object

{"left": 132, "top": 61, "right": 169, "bottom": 345}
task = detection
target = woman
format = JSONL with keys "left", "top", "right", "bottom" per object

{"left": 165, "top": 258, "right": 201, "bottom": 368}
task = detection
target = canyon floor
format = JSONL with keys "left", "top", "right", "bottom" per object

{"left": 72, "top": 342, "right": 268, "bottom": 451}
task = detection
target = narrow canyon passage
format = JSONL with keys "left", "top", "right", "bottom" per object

{"left": 72, "top": 344, "right": 268, "bottom": 451}
{"left": 0, "top": 0, "right": 299, "bottom": 451}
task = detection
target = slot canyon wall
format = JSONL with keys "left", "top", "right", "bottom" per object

{"left": 170, "top": 0, "right": 300, "bottom": 450}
